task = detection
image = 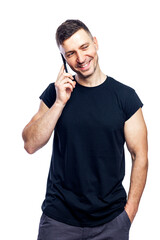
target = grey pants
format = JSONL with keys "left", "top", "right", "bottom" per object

{"left": 37, "top": 210, "right": 131, "bottom": 240}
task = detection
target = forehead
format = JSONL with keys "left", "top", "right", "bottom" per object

{"left": 59, "top": 29, "right": 93, "bottom": 53}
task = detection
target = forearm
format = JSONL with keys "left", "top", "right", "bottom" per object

{"left": 125, "top": 154, "right": 148, "bottom": 221}
{"left": 22, "top": 101, "right": 65, "bottom": 154}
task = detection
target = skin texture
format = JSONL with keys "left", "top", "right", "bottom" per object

{"left": 59, "top": 29, "right": 106, "bottom": 86}
{"left": 124, "top": 108, "right": 148, "bottom": 223}
{"left": 22, "top": 28, "right": 148, "bottom": 224}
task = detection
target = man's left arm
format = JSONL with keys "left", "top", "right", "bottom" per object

{"left": 124, "top": 108, "right": 148, "bottom": 223}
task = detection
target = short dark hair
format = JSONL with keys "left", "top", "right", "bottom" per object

{"left": 56, "top": 19, "right": 92, "bottom": 47}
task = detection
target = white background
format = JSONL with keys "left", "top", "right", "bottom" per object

{"left": 0, "top": 0, "right": 159, "bottom": 239}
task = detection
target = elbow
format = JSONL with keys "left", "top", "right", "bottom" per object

{"left": 132, "top": 151, "right": 149, "bottom": 170}
{"left": 24, "top": 142, "right": 36, "bottom": 154}
{"left": 22, "top": 130, "right": 36, "bottom": 154}
{"left": 144, "top": 157, "right": 149, "bottom": 171}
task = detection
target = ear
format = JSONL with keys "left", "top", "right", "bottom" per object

{"left": 93, "top": 37, "right": 99, "bottom": 50}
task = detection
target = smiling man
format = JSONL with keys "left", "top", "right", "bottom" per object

{"left": 59, "top": 28, "right": 101, "bottom": 81}
{"left": 22, "top": 20, "right": 148, "bottom": 240}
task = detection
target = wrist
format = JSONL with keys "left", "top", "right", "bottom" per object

{"left": 125, "top": 202, "right": 138, "bottom": 223}
{"left": 125, "top": 200, "right": 139, "bottom": 212}
{"left": 55, "top": 100, "right": 66, "bottom": 108}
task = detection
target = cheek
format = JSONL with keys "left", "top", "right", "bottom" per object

{"left": 66, "top": 59, "right": 75, "bottom": 68}
{"left": 89, "top": 47, "right": 98, "bottom": 58}
{"left": 90, "top": 50, "right": 98, "bottom": 64}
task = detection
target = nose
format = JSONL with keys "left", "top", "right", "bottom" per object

{"left": 76, "top": 51, "right": 85, "bottom": 64}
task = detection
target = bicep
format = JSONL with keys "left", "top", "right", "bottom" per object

{"left": 124, "top": 108, "right": 148, "bottom": 158}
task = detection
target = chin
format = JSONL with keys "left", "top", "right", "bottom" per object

{"left": 75, "top": 65, "right": 97, "bottom": 79}
{"left": 81, "top": 72, "right": 94, "bottom": 78}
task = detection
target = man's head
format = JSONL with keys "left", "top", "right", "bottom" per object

{"left": 56, "top": 19, "right": 93, "bottom": 47}
{"left": 56, "top": 19, "right": 99, "bottom": 79}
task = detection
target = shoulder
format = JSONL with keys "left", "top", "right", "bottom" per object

{"left": 108, "top": 76, "right": 135, "bottom": 95}
{"left": 107, "top": 76, "right": 143, "bottom": 121}
{"left": 39, "top": 82, "right": 56, "bottom": 108}
{"left": 47, "top": 82, "right": 55, "bottom": 90}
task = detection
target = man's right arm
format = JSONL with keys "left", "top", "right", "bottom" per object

{"left": 22, "top": 100, "right": 65, "bottom": 154}
{"left": 22, "top": 65, "right": 76, "bottom": 154}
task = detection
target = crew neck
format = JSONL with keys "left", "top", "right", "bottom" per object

{"left": 73, "top": 75, "right": 109, "bottom": 89}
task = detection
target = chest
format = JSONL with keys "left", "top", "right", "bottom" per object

{"left": 56, "top": 89, "right": 125, "bottom": 135}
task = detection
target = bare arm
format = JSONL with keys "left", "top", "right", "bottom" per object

{"left": 22, "top": 100, "right": 65, "bottom": 154}
{"left": 22, "top": 65, "right": 76, "bottom": 154}
{"left": 124, "top": 108, "right": 148, "bottom": 223}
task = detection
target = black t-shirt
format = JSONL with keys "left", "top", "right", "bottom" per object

{"left": 39, "top": 75, "right": 143, "bottom": 227}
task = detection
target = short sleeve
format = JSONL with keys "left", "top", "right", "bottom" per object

{"left": 39, "top": 82, "right": 56, "bottom": 108}
{"left": 124, "top": 90, "right": 143, "bottom": 121}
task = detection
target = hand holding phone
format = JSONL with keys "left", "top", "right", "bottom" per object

{"left": 55, "top": 59, "right": 76, "bottom": 106}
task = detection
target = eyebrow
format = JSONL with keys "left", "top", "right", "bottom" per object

{"left": 65, "top": 42, "right": 90, "bottom": 55}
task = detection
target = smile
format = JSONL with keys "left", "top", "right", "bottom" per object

{"left": 78, "top": 60, "right": 91, "bottom": 71}
{"left": 81, "top": 62, "right": 89, "bottom": 67}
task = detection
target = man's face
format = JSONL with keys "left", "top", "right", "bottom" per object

{"left": 59, "top": 29, "right": 99, "bottom": 78}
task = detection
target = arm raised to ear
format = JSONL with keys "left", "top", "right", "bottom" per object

{"left": 124, "top": 108, "right": 148, "bottom": 223}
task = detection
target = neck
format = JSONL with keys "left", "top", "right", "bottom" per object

{"left": 75, "top": 64, "right": 106, "bottom": 87}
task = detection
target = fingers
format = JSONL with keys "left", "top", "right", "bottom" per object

{"left": 63, "top": 83, "right": 74, "bottom": 92}
{"left": 56, "top": 65, "right": 75, "bottom": 89}
{"left": 55, "top": 65, "right": 76, "bottom": 105}
{"left": 61, "top": 78, "right": 76, "bottom": 89}
{"left": 63, "top": 73, "right": 74, "bottom": 80}
{"left": 57, "top": 65, "right": 73, "bottom": 79}
{"left": 57, "top": 64, "right": 65, "bottom": 78}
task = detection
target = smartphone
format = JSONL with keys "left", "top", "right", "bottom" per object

{"left": 61, "top": 53, "right": 68, "bottom": 73}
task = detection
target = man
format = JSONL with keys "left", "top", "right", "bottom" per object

{"left": 22, "top": 19, "right": 148, "bottom": 240}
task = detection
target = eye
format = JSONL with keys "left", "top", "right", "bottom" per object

{"left": 66, "top": 52, "right": 74, "bottom": 58}
{"left": 82, "top": 44, "right": 89, "bottom": 50}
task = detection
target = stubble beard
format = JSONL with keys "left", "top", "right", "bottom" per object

{"left": 75, "top": 55, "right": 99, "bottom": 79}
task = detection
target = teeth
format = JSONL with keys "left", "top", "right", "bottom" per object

{"left": 81, "top": 63, "right": 89, "bottom": 68}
